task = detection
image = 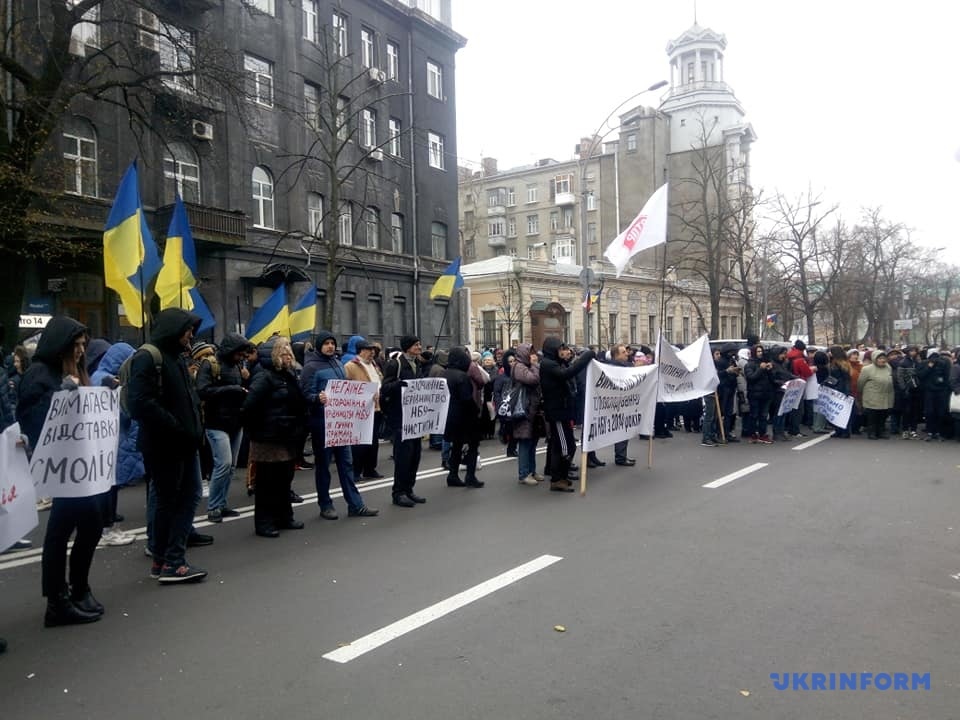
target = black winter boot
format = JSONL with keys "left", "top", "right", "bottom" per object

{"left": 45, "top": 592, "right": 101, "bottom": 628}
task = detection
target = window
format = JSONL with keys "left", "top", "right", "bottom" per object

{"left": 245, "top": 54, "right": 274, "bottom": 107}
{"left": 526, "top": 215, "right": 539, "bottom": 235}
{"left": 428, "top": 131, "right": 445, "bottom": 169}
{"left": 527, "top": 245, "right": 538, "bottom": 260}
{"left": 62, "top": 117, "right": 97, "bottom": 198}
{"left": 648, "top": 315, "right": 656, "bottom": 344}
{"left": 386, "top": 42, "right": 399, "bottom": 81}
{"left": 361, "top": 27, "right": 375, "bottom": 67}
{"left": 687, "top": 62, "right": 695, "bottom": 83}
{"left": 68, "top": 0, "right": 99, "bottom": 55}
{"left": 390, "top": 213, "right": 404, "bottom": 253}
{"left": 629, "top": 314, "right": 638, "bottom": 344}
{"left": 608, "top": 314, "right": 618, "bottom": 344}
{"left": 138, "top": 11, "right": 194, "bottom": 91}
{"left": 730, "top": 316, "right": 738, "bottom": 338}
{"left": 488, "top": 219, "right": 504, "bottom": 237}
{"left": 431, "top": 222, "right": 447, "bottom": 258}
{"left": 302, "top": 0, "right": 318, "bottom": 42}
{"left": 251, "top": 0, "right": 274, "bottom": 14}
{"left": 332, "top": 11, "right": 347, "bottom": 56}
{"left": 251, "top": 166, "right": 274, "bottom": 229}
{"left": 507, "top": 219, "right": 516, "bottom": 237}
{"left": 506, "top": 188, "right": 516, "bottom": 206}
{"left": 508, "top": 248, "right": 517, "bottom": 258}
{"left": 364, "top": 206, "right": 379, "bottom": 249}
{"left": 587, "top": 222, "right": 597, "bottom": 244}
{"left": 427, "top": 60, "right": 442, "bottom": 99}
{"left": 481, "top": 311, "right": 497, "bottom": 348}
{"left": 721, "top": 316, "right": 728, "bottom": 338}
{"left": 304, "top": 83, "right": 320, "bottom": 130}
{"left": 338, "top": 201, "right": 353, "bottom": 246}
{"left": 367, "top": 295, "right": 383, "bottom": 335}
{"left": 553, "top": 238, "right": 574, "bottom": 264}
{"left": 307, "top": 192, "right": 323, "bottom": 236}
{"left": 665, "top": 316, "right": 674, "bottom": 343}
{"left": 554, "top": 174, "right": 571, "bottom": 194}
{"left": 562, "top": 207, "right": 574, "bottom": 228}
{"left": 549, "top": 212, "right": 559, "bottom": 231}
{"left": 393, "top": 297, "right": 407, "bottom": 338}
{"left": 388, "top": 117, "right": 402, "bottom": 157}
{"left": 340, "top": 292, "right": 357, "bottom": 333}
{"left": 682, "top": 316, "right": 690, "bottom": 344}
{"left": 586, "top": 192, "right": 596, "bottom": 211}
{"left": 526, "top": 184, "right": 538, "bottom": 203}
{"left": 163, "top": 142, "right": 200, "bottom": 204}
{"left": 336, "top": 96, "right": 349, "bottom": 140}
{"left": 361, "top": 108, "right": 376, "bottom": 148}
{"left": 626, "top": 134, "right": 637, "bottom": 152}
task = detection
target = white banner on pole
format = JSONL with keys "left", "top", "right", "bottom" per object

{"left": 583, "top": 360, "right": 659, "bottom": 451}
{"left": 815, "top": 386, "right": 854, "bottom": 428}
{"left": 401, "top": 378, "right": 450, "bottom": 441}
{"left": 0, "top": 423, "right": 38, "bottom": 553}
{"left": 778, "top": 379, "right": 807, "bottom": 416}
{"left": 323, "top": 380, "right": 378, "bottom": 447}
{"left": 29, "top": 388, "right": 119, "bottom": 498}
{"left": 655, "top": 334, "right": 719, "bottom": 402}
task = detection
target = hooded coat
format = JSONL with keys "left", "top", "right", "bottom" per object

{"left": 196, "top": 333, "right": 253, "bottom": 433}
{"left": 443, "top": 347, "right": 480, "bottom": 437}
{"left": 539, "top": 338, "right": 594, "bottom": 422}
{"left": 300, "top": 329, "right": 346, "bottom": 427}
{"left": 857, "top": 356, "right": 894, "bottom": 410}
{"left": 786, "top": 346, "right": 813, "bottom": 380}
{"left": 92, "top": 342, "right": 144, "bottom": 485}
{"left": 509, "top": 344, "right": 541, "bottom": 440}
{"left": 341, "top": 335, "right": 365, "bottom": 365}
{"left": 127, "top": 308, "right": 203, "bottom": 458}
{"left": 16, "top": 315, "right": 87, "bottom": 451}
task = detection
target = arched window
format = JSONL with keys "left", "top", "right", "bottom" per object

{"left": 163, "top": 142, "right": 200, "bottom": 204}
{"left": 252, "top": 166, "right": 274, "bottom": 228}
{"left": 646, "top": 292, "right": 658, "bottom": 314}
{"left": 628, "top": 290, "right": 641, "bottom": 313}
{"left": 364, "top": 206, "right": 380, "bottom": 249}
{"left": 62, "top": 117, "right": 98, "bottom": 198}
{"left": 607, "top": 288, "right": 621, "bottom": 309}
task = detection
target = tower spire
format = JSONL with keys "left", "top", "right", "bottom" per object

{"left": 693, "top": 0, "right": 697, "bottom": 24}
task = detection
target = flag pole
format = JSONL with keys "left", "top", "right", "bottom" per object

{"left": 579, "top": 446, "right": 587, "bottom": 496}
{"left": 433, "top": 300, "right": 451, "bottom": 351}
{"left": 236, "top": 296, "right": 243, "bottom": 334}
{"left": 139, "top": 265, "right": 147, "bottom": 345}
{"left": 714, "top": 391, "right": 726, "bottom": 444}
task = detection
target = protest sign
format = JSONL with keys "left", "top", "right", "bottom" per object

{"left": 0, "top": 423, "right": 38, "bottom": 553}
{"left": 656, "top": 334, "right": 719, "bottom": 402}
{"left": 323, "top": 380, "right": 377, "bottom": 447}
{"left": 804, "top": 374, "right": 820, "bottom": 400}
{"left": 29, "top": 387, "right": 120, "bottom": 498}
{"left": 815, "top": 385, "right": 854, "bottom": 428}
{"left": 583, "top": 360, "right": 659, "bottom": 451}
{"left": 401, "top": 378, "right": 450, "bottom": 441}
{"left": 778, "top": 379, "right": 807, "bottom": 416}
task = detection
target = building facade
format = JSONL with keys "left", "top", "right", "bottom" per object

{"left": 9, "top": 0, "right": 465, "bottom": 349}
{"left": 457, "top": 21, "right": 754, "bottom": 348}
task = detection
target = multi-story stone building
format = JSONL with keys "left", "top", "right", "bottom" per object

{"left": 8, "top": 0, "right": 465, "bottom": 348}
{"left": 458, "top": 21, "right": 754, "bottom": 348}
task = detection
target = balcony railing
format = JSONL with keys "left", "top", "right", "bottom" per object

{"left": 554, "top": 191, "right": 575, "bottom": 206}
{"left": 155, "top": 202, "right": 247, "bottom": 245}
{"left": 487, "top": 234, "right": 507, "bottom": 248}
{"left": 487, "top": 204, "right": 506, "bottom": 216}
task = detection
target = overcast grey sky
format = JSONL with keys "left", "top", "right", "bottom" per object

{"left": 452, "top": 0, "right": 960, "bottom": 261}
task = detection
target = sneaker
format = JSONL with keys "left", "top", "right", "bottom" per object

{"left": 319, "top": 507, "right": 339, "bottom": 520}
{"left": 99, "top": 529, "right": 135, "bottom": 547}
{"left": 700, "top": 439, "right": 717, "bottom": 447}
{"left": 187, "top": 533, "right": 214, "bottom": 547}
{"left": 207, "top": 508, "right": 223, "bottom": 523}
{"left": 758, "top": 434, "right": 773, "bottom": 444}
{"left": 296, "top": 459, "right": 314, "bottom": 470}
{"left": 149, "top": 561, "right": 163, "bottom": 579}
{"left": 158, "top": 563, "right": 208, "bottom": 584}
{"left": 347, "top": 506, "right": 379, "bottom": 517}
{"left": 519, "top": 474, "right": 538, "bottom": 486}
{"left": 750, "top": 433, "right": 760, "bottom": 444}
{"left": 36, "top": 497, "right": 53, "bottom": 512}
{"left": 532, "top": 473, "right": 546, "bottom": 483}
{"left": 774, "top": 433, "right": 789, "bottom": 442}
{"left": 550, "top": 480, "right": 575, "bottom": 493}
{"left": 901, "top": 431, "right": 910, "bottom": 439}
{"left": 220, "top": 508, "right": 241, "bottom": 518}
{"left": 361, "top": 471, "right": 385, "bottom": 479}
{"left": 910, "top": 431, "right": 919, "bottom": 439}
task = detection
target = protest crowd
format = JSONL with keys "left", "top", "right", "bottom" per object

{"left": 3, "top": 312, "right": 960, "bottom": 654}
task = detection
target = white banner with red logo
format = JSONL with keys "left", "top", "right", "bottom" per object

{"left": 603, "top": 183, "right": 669, "bottom": 277}
{"left": 0, "top": 423, "right": 38, "bottom": 553}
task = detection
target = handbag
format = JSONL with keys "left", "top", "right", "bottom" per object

{"left": 950, "top": 392, "right": 960, "bottom": 415}
{"left": 511, "top": 385, "right": 529, "bottom": 419}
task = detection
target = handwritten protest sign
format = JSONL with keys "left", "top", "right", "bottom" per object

{"left": 778, "top": 379, "right": 807, "bottom": 416}
{"left": 656, "top": 335, "right": 719, "bottom": 402}
{"left": 583, "top": 360, "right": 658, "bottom": 451}
{"left": 401, "top": 378, "right": 450, "bottom": 441}
{"left": 29, "top": 387, "right": 119, "bottom": 498}
{"left": 815, "top": 385, "right": 854, "bottom": 428}
{"left": 323, "top": 380, "right": 377, "bottom": 447}
{"left": 0, "top": 423, "right": 38, "bottom": 553}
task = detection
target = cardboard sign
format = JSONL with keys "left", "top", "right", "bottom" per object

{"left": 323, "top": 380, "right": 378, "bottom": 448}
{"left": 401, "top": 378, "right": 450, "bottom": 441}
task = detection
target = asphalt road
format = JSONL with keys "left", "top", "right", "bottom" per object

{"left": 1, "top": 431, "right": 959, "bottom": 719}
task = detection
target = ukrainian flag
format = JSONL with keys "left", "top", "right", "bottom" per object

{"left": 429, "top": 257, "right": 464, "bottom": 301}
{"left": 156, "top": 196, "right": 216, "bottom": 334}
{"left": 289, "top": 284, "right": 317, "bottom": 342}
{"left": 103, "top": 162, "right": 162, "bottom": 327}
{"left": 247, "top": 284, "right": 289, "bottom": 344}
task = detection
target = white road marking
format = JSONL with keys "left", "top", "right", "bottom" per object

{"left": 322, "top": 554, "right": 563, "bottom": 663}
{"left": 702, "top": 462, "right": 768, "bottom": 489}
{"left": 792, "top": 434, "right": 833, "bottom": 451}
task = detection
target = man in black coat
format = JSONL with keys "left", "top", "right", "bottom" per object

{"left": 128, "top": 308, "right": 207, "bottom": 584}
{"left": 381, "top": 335, "right": 427, "bottom": 507}
{"left": 539, "top": 338, "right": 594, "bottom": 492}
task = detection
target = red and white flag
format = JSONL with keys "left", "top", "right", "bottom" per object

{"left": 603, "top": 183, "right": 669, "bottom": 277}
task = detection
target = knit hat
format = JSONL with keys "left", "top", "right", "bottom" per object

{"left": 471, "top": 351, "right": 481, "bottom": 363}
{"left": 481, "top": 351, "right": 494, "bottom": 361}
{"left": 191, "top": 342, "right": 216, "bottom": 360}
{"left": 793, "top": 339, "right": 806, "bottom": 351}
{"left": 399, "top": 334, "right": 420, "bottom": 352}
{"left": 847, "top": 348, "right": 860, "bottom": 358}
{"left": 927, "top": 348, "right": 940, "bottom": 359}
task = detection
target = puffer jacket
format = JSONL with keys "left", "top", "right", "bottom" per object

{"left": 539, "top": 337, "right": 594, "bottom": 422}
{"left": 127, "top": 308, "right": 203, "bottom": 458}
{"left": 509, "top": 344, "right": 541, "bottom": 440}
{"left": 196, "top": 333, "right": 253, "bottom": 433}
{"left": 300, "top": 329, "right": 346, "bottom": 427}
{"left": 744, "top": 357, "right": 777, "bottom": 396}
{"left": 916, "top": 354, "right": 951, "bottom": 394}
{"left": 92, "top": 342, "right": 144, "bottom": 485}
{"left": 786, "top": 347, "right": 813, "bottom": 380}
{"left": 243, "top": 363, "right": 307, "bottom": 451}
{"left": 857, "top": 360, "right": 894, "bottom": 410}
{"left": 443, "top": 347, "right": 480, "bottom": 437}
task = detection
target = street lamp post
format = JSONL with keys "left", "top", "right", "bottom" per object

{"left": 578, "top": 80, "right": 668, "bottom": 347}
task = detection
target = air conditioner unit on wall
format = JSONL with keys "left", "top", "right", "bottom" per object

{"left": 368, "top": 67, "right": 385, "bottom": 84}
{"left": 192, "top": 120, "right": 213, "bottom": 141}
{"left": 369, "top": 148, "right": 383, "bottom": 161}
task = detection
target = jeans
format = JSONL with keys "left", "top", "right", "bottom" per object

{"left": 701, "top": 395, "right": 717, "bottom": 442}
{"left": 145, "top": 451, "right": 201, "bottom": 568}
{"left": 311, "top": 429, "right": 364, "bottom": 511}
{"left": 517, "top": 438, "right": 537, "bottom": 480}
{"left": 205, "top": 428, "right": 242, "bottom": 511}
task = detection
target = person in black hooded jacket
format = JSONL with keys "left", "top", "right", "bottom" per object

{"left": 443, "top": 346, "right": 484, "bottom": 488}
{"left": 16, "top": 315, "right": 104, "bottom": 626}
{"left": 539, "top": 338, "right": 594, "bottom": 492}
{"left": 128, "top": 308, "right": 207, "bottom": 584}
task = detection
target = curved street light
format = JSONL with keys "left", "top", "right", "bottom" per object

{"left": 578, "top": 80, "right": 668, "bottom": 347}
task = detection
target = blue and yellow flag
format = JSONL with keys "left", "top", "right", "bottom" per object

{"left": 429, "top": 257, "right": 464, "bottom": 301}
{"left": 289, "top": 284, "right": 317, "bottom": 342}
{"left": 247, "top": 284, "right": 289, "bottom": 345}
{"left": 103, "top": 162, "right": 162, "bottom": 327}
{"left": 156, "top": 196, "right": 215, "bottom": 334}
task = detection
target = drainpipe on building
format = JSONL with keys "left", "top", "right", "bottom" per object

{"left": 407, "top": 31, "right": 420, "bottom": 337}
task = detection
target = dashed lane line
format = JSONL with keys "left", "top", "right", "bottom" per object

{"left": 702, "top": 462, "right": 768, "bottom": 489}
